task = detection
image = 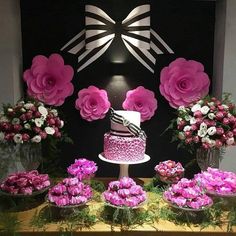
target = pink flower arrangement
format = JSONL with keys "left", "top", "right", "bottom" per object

{"left": 23, "top": 54, "right": 74, "bottom": 106}
{"left": 159, "top": 58, "right": 210, "bottom": 108}
{"left": 48, "top": 177, "right": 92, "bottom": 206}
{"left": 163, "top": 178, "right": 213, "bottom": 209}
{"left": 0, "top": 170, "right": 50, "bottom": 195}
{"left": 103, "top": 177, "right": 147, "bottom": 208}
{"left": 171, "top": 96, "right": 236, "bottom": 150}
{"left": 155, "top": 160, "right": 184, "bottom": 184}
{"left": 67, "top": 158, "right": 98, "bottom": 181}
{"left": 122, "top": 86, "right": 158, "bottom": 122}
{"left": 194, "top": 167, "right": 236, "bottom": 196}
{"left": 75, "top": 86, "right": 111, "bottom": 121}
{"left": 0, "top": 100, "right": 65, "bottom": 144}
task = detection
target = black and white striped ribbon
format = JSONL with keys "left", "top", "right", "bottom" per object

{"left": 110, "top": 108, "right": 147, "bottom": 140}
{"left": 61, "top": 4, "right": 174, "bottom": 73}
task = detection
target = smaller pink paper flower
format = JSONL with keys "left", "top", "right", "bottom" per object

{"left": 75, "top": 86, "right": 111, "bottom": 121}
{"left": 122, "top": 86, "right": 158, "bottom": 122}
{"left": 23, "top": 53, "right": 74, "bottom": 106}
{"left": 159, "top": 58, "right": 210, "bottom": 108}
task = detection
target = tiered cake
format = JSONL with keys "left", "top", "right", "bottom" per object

{"left": 103, "top": 110, "right": 146, "bottom": 162}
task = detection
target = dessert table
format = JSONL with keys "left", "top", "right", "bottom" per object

{"left": 0, "top": 178, "right": 235, "bottom": 236}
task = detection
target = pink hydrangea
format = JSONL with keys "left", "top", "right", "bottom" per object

{"left": 103, "top": 177, "right": 146, "bottom": 208}
{"left": 122, "top": 86, "right": 158, "bottom": 122}
{"left": 23, "top": 54, "right": 74, "bottom": 106}
{"left": 75, "top": 86, "right": 111, "bottom": 121}
{"left": 163, "top": 178, "right": 213, "bottom": 210}
{"left": 159, "top": 58, "right": 210, "bottom": 108}
{"left": 48, "top": 178, "right": 92, "bottom": 206}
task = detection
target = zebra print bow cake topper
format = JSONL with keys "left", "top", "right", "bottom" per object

{"left": 61, "top": 4, "right": 174, "bottom": 74}
{"left": 110, "top": 108, "right": 147, "bottom": 140}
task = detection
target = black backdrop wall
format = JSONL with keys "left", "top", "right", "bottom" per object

{"left": 20, "top": 0, "right": 215, "bottom": 177}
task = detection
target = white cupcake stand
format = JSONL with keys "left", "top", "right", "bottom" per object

{"left": 98, "top": 153, "right": 150, "bottom": 179}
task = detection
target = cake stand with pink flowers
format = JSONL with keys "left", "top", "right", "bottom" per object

{"left": 98, "top": 153, "right": 150, "bottom": 179}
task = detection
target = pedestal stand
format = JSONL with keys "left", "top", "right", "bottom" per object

{"left": 98, "top": 153, "right": 150, "bottom": 179}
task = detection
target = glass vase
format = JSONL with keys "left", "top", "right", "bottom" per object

{"left": 196, "top": 148, "right": 221, "bottom": 171}
{"left": 0, "top": 143, "right": 42, "bottom": 181}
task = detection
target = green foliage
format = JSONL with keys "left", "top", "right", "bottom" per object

{"left": 90, "top": 180, "right": 106, "bottom": 202}
{"left": 227, "top": 206, "right": 236, "bottom": 232}
{"left": 0, "top": 212, "right": 20, "bottom": 234}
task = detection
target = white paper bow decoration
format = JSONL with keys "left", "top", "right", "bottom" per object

{"left": 61, "top": 4, "right": 174, "bottom": 73}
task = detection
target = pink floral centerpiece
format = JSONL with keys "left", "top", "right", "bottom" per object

{"left": 23, "top": 53, "right": 74, "bottom": 106}
{"left": 159, "top": 58, "right": 210, "bottom": 109}
{"left": 0, "top": 100, "right": 65, "bottom": 144}
{"left": 155, "top": 160, "right": 184, "bottom": 184}
{"left": 75, "top": 86, "right": 111, "bottom": 121}
{"left": 67, "top": 158, "right": 98, "bottom": 181}
{"left": 195, "top": 167, "right": 236, "bottom": 196}
{"left": 122, "top": 86, "right": 158, "bottom": 122}
{"left": 163, "top": 178, "right": 213, "bottom": 210}
{"left": 103, "top": 177, "right": 147, "bottom": 208}
{"left": 48, "top": 177, "right": 92, "bottom": 206}
{"left": 0, "top": 170, "right": 50, "bottom": 195}
{"left": 171, "top": 96, "right": 236, "bottom": 151}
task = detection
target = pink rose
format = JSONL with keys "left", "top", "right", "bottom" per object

{"left": 159, "top": 58, "right": 210, "bottom": 108}
{"left": 122, "top": 86, "right": 157, "bottom": 122}
{"left": 20, "top": 187, "right": 33, "bottom": 195}
{"left": 75, "top": 86, "right": 111, "bottom": 121}
{"left": 63, "top": 177, "right": 78, "bottom": 186}
{"left": 54, "top": 196, "right": 70, "bottom": 206}
{"left": 23, "top": 54, "right": 74, "bottom": 106}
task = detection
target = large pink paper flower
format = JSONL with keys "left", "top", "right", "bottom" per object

{"left": 122, "top": 86, "right": 158, "bottom": 122}
{"left": 159, "top": 58, "right": 210, "bottom": 108}
{"left": 75, "top": 86, "right": 111, "bottom": 121}
{"left": 23, "top": 54, "right": 74, "bottom": 106}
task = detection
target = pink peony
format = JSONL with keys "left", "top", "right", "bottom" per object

{"left": 159, "top": 58, "right": 210, "bottom": 108}
{"left": 75, "top": 86, "right": 111, "bottom": 121}
{"left": 122, "top": 86, "right": 158, "bottom": 122}
{"left": 23, "top": 54, "right": 74, "bottom": 106}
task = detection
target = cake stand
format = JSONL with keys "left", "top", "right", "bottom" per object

{"left": 98, "top": 153, "right": 150, "bottom": 179}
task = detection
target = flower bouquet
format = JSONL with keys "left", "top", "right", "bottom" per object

{"left": 0, "top": 170, "right": 50, "bottom": 197}
{"left": 169, "top": 95, "right": 236, "bottom": 170}
{"left": 103, "top": 177, "right": 147, "bottom": 209}
{"left": 154, "top": 160, "right": 184, "bottom": 184}
{"left": 0, "top": 99, "right": 68, "bottom": 180}
{"left": 163, "top": 178, "right": 213, "bottom": 211}
{"left": 47, "top": 177, "right": 92, "bottom": 208}
{"left": 195, "top": 167, "right": 236, "bottom": 197}
{"left": 67, "top": 158, "right": 98, "bottom": 182}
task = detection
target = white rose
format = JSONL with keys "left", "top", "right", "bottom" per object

{"left": 38, "top": 106, "right": 48, "bottom": 117}
{"left": 178, "top": 106, "right": 186, "bottom": 112}
{"left": 24, "top": 103, "right": 34, "bottom": 109}
{"left": 202, "top": 136, "right": 210, "bottom": 143}
{"left": 12, "top": 118, "right": 20, "bottom": 125}
{"left": 24, "top": 123, "right": 31, "bottom": 130}
{"left": 209, "top": 140, "right": 216, "bottom": 147}
{"left": 184, "top": 115, "right": 191, "bottom": 121}
{"left": 200, "top": 106, "right": 210, "bottom": 115}
{"left": 222, "top": 104, "right": 229, "bottom": 110}
{"left": 207, "top": 102, "right": 214, "bottom": 106}
{"left": 50, "top": 109, "right": 58, "bottom": 117}
{"left": 198, "top": 129, "right": 207, "bottom": 138}
{"left": 178, "top": 132, "right": 185, "bottom": 140}
{"left": 13, "top": 134, "right": 23, "bottom": 144}
{"left": 35, "top": 118, "right": 44, "bottom": 127}
{"left": 17, "top": 101, "right": 25, "bottom": 105}
{"left": 226, "top": 137, "right": 234, "bottom": 145}
{"left": 0, "top": 116, "right": 9, "bottom": 122}
{"left": 197, "top": 100, "right": 204, "bottom": 105}
{"left": 208, "top": 113, "right": 215, "bottom": 120}
{"left": 190, "top": 117, "right": 196, "bottom": 124}
{"left": 60, "top": 120, "right": 64, "bottom": 128}
{"left": 191, "top": 104, "right": 201, "bottom": 112}
{"left": 7, "top": 108, "right": 13, "bottom": 113}
{"left": 228, "top": 113, "right": 232, "bottom": 118}
{"left": 20, "top": 108, "right": 26, "bottom": 113}
{"left": 207, "top": 127, "right": 216, "bottom": 136}
{"left": 31, "top": 135, "right": 41, "bottom": 143}
{"left": 45, "top": 127, "right": 55, "bottom": 135}
{"left": 200, "top": 122, "right": 207, "bottom": 131}
{"left": 183, "top": 125, "right": 191, "bottom": 132}
{"left": 0, "top": 132, "right": 5, "bottom": 141}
